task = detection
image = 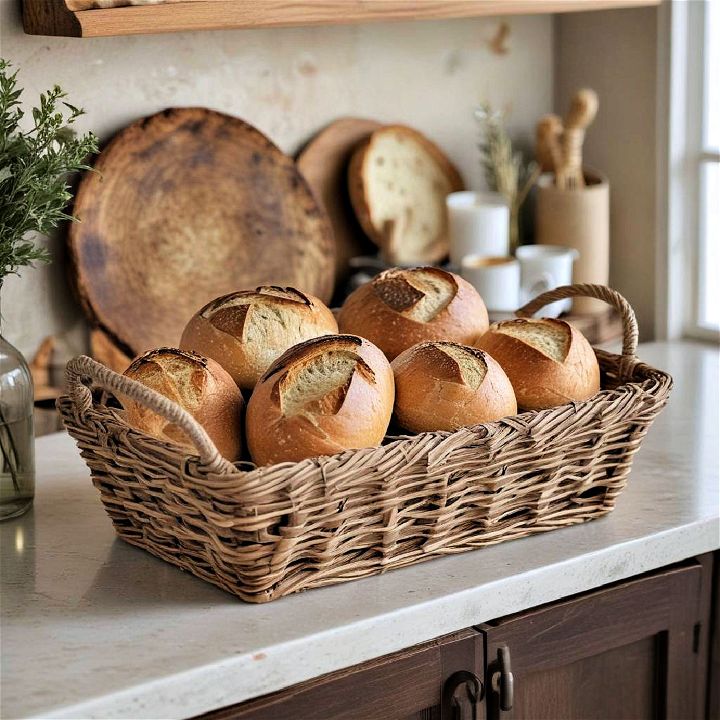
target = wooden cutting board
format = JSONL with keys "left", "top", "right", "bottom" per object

{"left": 297, "top": 117, "right": 381, "bottom": 284}
{"left": 89, "top": 328, "right": 132, "bottom": 374}
{"left": 70, "top": 107, "right": 335, "bottom": 355}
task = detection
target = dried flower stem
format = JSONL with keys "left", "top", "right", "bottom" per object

{"left": 475, "top": 103, "right": 538, "bottom": 253}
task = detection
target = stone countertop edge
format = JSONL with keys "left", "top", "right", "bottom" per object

{"left": 45, "top": 521, "right": 719, "bottom": 720}
{"left": 2, "top": 340, "right": 718, "bottom": 720}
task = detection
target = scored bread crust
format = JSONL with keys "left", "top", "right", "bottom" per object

{"left": 180, "top": 286, "right": 338, "bottom": 390}
{"left": 475, "top": 318, "right": 601, "bottom": 410}
{"left": 122, "top": 347, "right": 245, "bottom": 461}
{"left": 348, "top": 125, "right": 464, "bottom": 264}
{"left": 337, "top": 267, "right": 489, "bottom": 360}
{"left": 246, "top": 334, "right": 394, "bottom": 466}
{"left": 391, "top": 342, "right": 517, "bottom": 433}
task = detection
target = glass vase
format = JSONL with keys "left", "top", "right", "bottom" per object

{"left": 0, "top": 329, "right": 35, "bottom": 521}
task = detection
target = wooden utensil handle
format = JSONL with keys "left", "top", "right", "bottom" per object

{"left": 565, "top": 88, "right": 599, "bottom": 130}
{"left": 560, "top": 88, "right": 598, "bottom": 188}
{"left": 560, "top": 127, "right": 586, "bottom": 189}
{"left": 64, "top": 355, "right": 235, "bottom": 473}
{"left": 536, "top": 114, "right": 563, "bottom": 173}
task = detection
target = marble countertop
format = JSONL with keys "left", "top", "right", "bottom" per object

{"left": 2, "top": 341, "right": 718, "bottom": 720}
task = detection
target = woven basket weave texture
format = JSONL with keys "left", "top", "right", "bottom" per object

{"left": 59, "top": 285, "right": 672, "bottom": 603}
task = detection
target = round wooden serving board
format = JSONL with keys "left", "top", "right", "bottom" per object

{"left": 297, "top": 117, "right": 381, "bottom": 284}
{"left": 70, "top": 107, "right": 335, "bottom": 354}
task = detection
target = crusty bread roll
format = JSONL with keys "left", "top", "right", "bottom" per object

{"left": 391, "top": 342, "right": 517, "bottom": 432}
{"left": 122, "top": 348, "right": 244, "bottom": 461}
{"left": 246, "top": 334, "right": 394, "bottom": 466}
{"left": 337, "top": 267, "right": 489, "bottom": 360}
{"left": 348, "top": 125, "right": 463, "bottom": 264}
{"left": 475, "top": 318, "right": 600, "bottom": 410}
{"left": 180, "top": 286, "right": 338, "bottom": 390}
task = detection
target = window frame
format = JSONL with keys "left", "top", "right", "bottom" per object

{"left": 655, "top": 0, "right": 720, "bottom": 343}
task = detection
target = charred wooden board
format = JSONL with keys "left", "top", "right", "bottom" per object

{"left": 297, "top": 117, "right": 380, "bottom": 285}
{"left": 70, "top": 107, "right": 335, "bottom": 354}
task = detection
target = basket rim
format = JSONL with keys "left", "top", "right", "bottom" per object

{"left": 58, "top": 347, "right": 673, "bottom": 480}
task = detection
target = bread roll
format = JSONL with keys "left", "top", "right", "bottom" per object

{"left": 180, "top": 286, "right": 338, "bottom": 390}
{"left": 337, "top": 267, "right": 489, "bottom": 360}
{"left": 348, "top": 125, "right": 463, "bottom": 264}
{"left": 475, "top": 318, "right": 600, "bottom": 410}
{"left": 246, "top": 335, "right": 394, "bottom": 466}
{"left": 391, "top": 342, "right": 517, "bottom": 432}
{"left": 122, "top": 348, "right": 244, "bottom": 461}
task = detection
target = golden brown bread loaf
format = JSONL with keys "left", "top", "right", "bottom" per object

{"left": 122, "top": 348, "right": 244, "bottom": 461}
{"left": 475, "top": 318, "right": 600, "bottom": 410}
{"left": 337, "top": 267, "right": 489, "bottom": 360}
{"left": 348, "top": 125, "right": 463, "bottom": 264}
{"left": 391, "top": 342, "right": 517, "bottom": 432}
{"left": 180, "top": 286, "right": 338, "bottom": 390}
{"left": 246, "top": 334, "right": 394, "bottom": 466}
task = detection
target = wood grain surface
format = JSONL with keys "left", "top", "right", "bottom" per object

{"left": 90, "top": 328, "right": 132, "bottom": 373}
{"left": 481, "top": 560, "right": 707, "bottom": 719}
{"left": 297, "top": 118, "right": 381, "bottom": 284}
{"left": 195, "top": 629, "right": 482, "bottom": 719}
{"left": 69, "top": 107, "right": 335, "bottom": 354}
{"left": 24, "top": 0, "right": 661, "bottom": 38}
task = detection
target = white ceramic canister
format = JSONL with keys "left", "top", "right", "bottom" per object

{"left": 446, "top": 191, "right": 510, "bottom": 269}
{"left": 515, "top": 244, "right": 578, "bottom": 318}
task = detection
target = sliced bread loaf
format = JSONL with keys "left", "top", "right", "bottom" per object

{"left": 348, "top": 125, "right": 463, "bottom": 264}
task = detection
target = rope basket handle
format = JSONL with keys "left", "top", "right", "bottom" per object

{"left": 515, "top": 283, "right": 639, "bottom": 359}
{"left": 64, "top": 355, "right": 235, "bottom": 474}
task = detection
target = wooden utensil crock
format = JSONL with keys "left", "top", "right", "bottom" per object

{"left": 535, "top": 169, "right": 609, "bottom": 314}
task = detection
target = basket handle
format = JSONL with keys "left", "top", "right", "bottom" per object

{"left": 64, "top": 355, "right": 236, "bottom": 474}
{"left": 515, "top": 283, "right": 638, "bottom": 358}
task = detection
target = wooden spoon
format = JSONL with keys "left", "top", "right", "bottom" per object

{"left": 536, "top": 114, "right": 563, "bottom": 174}
{"left": 557, "top": 88, "right": 599, "bottom": 190}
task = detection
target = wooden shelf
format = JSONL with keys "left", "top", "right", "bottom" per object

{"left": 24, "top": 0, "right": 660, "bottom": 38}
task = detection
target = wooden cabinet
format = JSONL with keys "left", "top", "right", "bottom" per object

{"left": 197, "top": 554, "right": 716, "bottom": 720}
{"left": 198, "top": 630, "right": 485, "bottom": 720}
{"left": 480, "top": 559, "right": 711, "bottom": 719}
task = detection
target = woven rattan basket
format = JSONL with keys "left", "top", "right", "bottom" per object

{"left": 59, "top": 285, "right": 672, "bottom": 603}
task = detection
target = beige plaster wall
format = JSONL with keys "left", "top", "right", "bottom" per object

{"left": 1, "top": 4, "right": 553, "bottom": 359}
{"left": 554, "top": 6, "right": 658, "bottom": 340}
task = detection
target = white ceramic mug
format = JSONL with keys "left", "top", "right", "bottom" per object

{"left": 515, "top": 245, "right": 579, "bottom": 318}
{"left": 446, "top": 191, "right": 510, "bottom": 269}
{"left": 460, "top": 255, "right": 520, "bottom": 313}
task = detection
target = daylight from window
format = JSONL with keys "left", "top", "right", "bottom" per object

{"left": 700, "top": 0, "right": 719, "bottom": 330}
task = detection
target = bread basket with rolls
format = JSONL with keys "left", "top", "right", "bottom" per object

{"left": 58, "top": 283, "right": 672, "bottom": 603}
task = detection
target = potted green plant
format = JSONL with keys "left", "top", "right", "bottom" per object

{"left": 0, "top": 59, "right": 97, "bottom": 520}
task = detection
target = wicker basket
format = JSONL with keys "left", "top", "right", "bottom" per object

{"left": 59, "top": 285, "right": 672, "bottom": 603}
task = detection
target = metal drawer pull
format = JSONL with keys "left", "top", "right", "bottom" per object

{"left": 491, "top": 645, "right": 514, "bottom": 712}
{"left": 442, "top": 670, "right": 484, "bottom": 720}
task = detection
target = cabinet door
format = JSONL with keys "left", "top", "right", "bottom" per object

{"left": 197, "top": 629, "right": 484, "bottom": 720}
{"left": 479, "top": 561, "right": 708, "bottom": 720}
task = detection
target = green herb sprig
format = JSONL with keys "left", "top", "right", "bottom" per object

{"left": 0, "top": 59, "right": 98, "bottom": 281}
